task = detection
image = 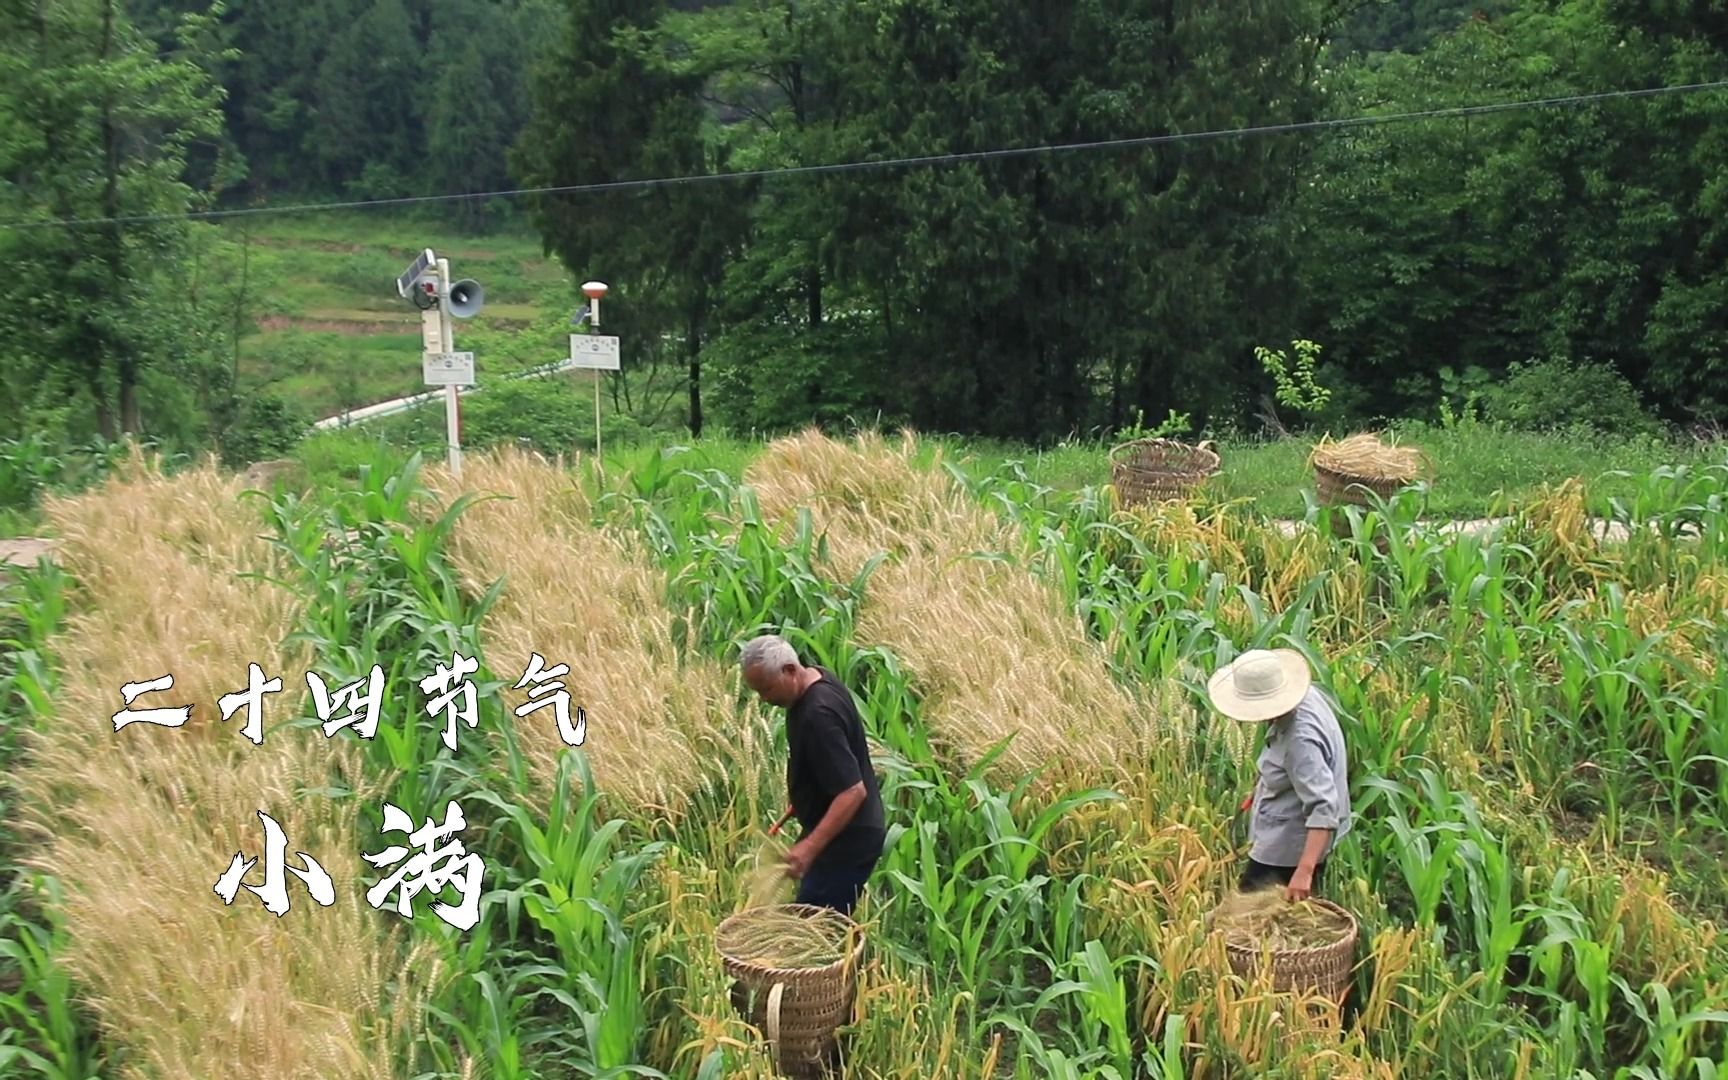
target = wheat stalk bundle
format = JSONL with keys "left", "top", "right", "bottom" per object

{"left": 1309, "top": 432, "right": 1427, "bottom": 484}
{"left": 1209, "top": 888, "right": 1356, "bottom": 952}
{"left": 716, "top": 906, "right": 860, "bottom": 970}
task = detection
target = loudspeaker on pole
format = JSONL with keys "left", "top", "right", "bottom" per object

{"left": 447, "top": 279, "right": 485, "bottom": 319}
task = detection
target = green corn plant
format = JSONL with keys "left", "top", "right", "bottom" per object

{"left": 1519, "top": 879, "right": 1635, "bottom": 1069}
{"left": 465, "top": 752, "right": 667, "bottom": 1011}
{"left": 955, "top": 874, "right": 1050, "bottom": 1000}
{"left": 0, "top": 433, "right": 73, "bottom": 512}
{"left": 421, "top": 940, "right": 529, "bottom": 1080}
{"left": 1063, "top": 940, "right": 1148, "bottom": 1076}
{"left": 963, "top": 776, "right": 1124, "bottom": 884}
{"left": 0, "top": 565, "right": 107, "bottom": 1080}
{"left": 1618, "top": 980, "right": 1728, "bottom": 1077}
{"left": 1597, "top": 462, "right": 1728, "bottom": 539}
{"left": 0, "top": 877, "right": 108, "bottom": 1080}
{"left": 1140, "top": 1012, "right": 1191, "bottom": 1080}
{"left": 977, "top": 1014, "right": 1106, "bottom": 1080}
{"left": 1349, "top": 508, "right": 1446, "bottom": 616}
{"left": 1474, "top": 540, "right": 1529, "bottom": 664}
{"left": 1037, "top": 875, "right": 1096, "bottom": 983}
{"left": 260, "top": 461, "right": 507, "bottom": 821}
{"left": 1355, "top": 767, "right": 1480, "bottom": 934}
{"left": 1452, "top": 797, "right": 1527, "bottom": 1010}
{"left": 982, "top": 940, "right": 1151, "bottom": 1080}
{"left": 882, "top": 822, "right": 987, "bottom": 983}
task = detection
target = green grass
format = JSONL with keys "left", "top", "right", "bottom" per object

{"left": 1191, "top": 419, "right": 1717, "bottom": 519}
{"left": 291, "top": 414, "right": 1726, "bottom": 526}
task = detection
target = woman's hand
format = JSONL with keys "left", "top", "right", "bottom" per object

{"left": 1285, "top": 865, "right": 1314, "bottom": 902}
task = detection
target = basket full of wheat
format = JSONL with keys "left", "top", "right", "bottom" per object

{"left": 716, "top": 903, "right": 867, "bottom": 1075}
{"left": 1308, "top": 432, "right": 1429, "bottom": 508}
{"left": 1209, "top": 889, "right": 1360, "bottom": 1002}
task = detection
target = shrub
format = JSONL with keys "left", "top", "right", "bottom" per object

{"left": 458, "top": 378, "right": 593, "bottom": 453}
{"left": 1481, "top": 357, "right": 1659, "bottom": 437}
{"left": 219, "top": 392, "right": 312, "bottom": 468}
{"left": 706, "top": 323, "right": 898, "bottom": 437}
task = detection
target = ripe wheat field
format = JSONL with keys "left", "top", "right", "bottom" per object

{"left": 1, "top": 429, "right": 1726, "bottom": 1080}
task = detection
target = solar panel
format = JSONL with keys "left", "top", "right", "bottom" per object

{"left": 397, "top": 248, "right": 435, "bottom": 298}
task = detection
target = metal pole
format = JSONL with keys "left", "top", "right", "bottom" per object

{"left": 438, "top": 257, "right": 461, "bottom": 477}
{"left": 591, "top": 298, "right": 602, "bottom": 466}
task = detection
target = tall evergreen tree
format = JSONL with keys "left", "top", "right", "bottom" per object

{"left": 0, "top": 0, "right": 236, "bottom": 441}
{"left": 726, "top": 0, "right": 1333, "bottom": 438}
{"left": 511, "top": 0, "right": 748, "bottom": 436}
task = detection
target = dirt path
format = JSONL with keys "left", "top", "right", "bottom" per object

{"left": 0, "top": 537, "right": 60, "bottom": 569}
{"left": 1268, "top": 516, "right": 1699, "bottom": 543}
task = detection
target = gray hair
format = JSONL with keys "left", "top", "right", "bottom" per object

{"left": 740, "top": 634, "right": 799, "bottom": 673}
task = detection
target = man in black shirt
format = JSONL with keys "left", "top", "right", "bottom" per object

{"left": 741, "top": 634, "right": 885, "bottom": 916}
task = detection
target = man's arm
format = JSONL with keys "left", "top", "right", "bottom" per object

{"left": 786, "top": 704, "right": 866, "bottom": 877}
{"left": 787, "top": 782, "right": 866, "bottom": 877}
{"left": 1285, "top": 731, "right": 1340, "bottom": 901}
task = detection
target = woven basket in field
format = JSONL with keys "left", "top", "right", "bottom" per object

{"left": 717, "top": 904, "right": 867, "bottom": 1075}
{"left": 1308, "top": 432, "right": 1429, "bottom": 508}
{"left": 1214, "top": 894, "right": 1360, "bottom": 1002}
{"left": 1109, "top": 438, "right": 1221, "bottom": 506}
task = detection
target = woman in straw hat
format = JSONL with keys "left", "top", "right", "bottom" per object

{"left": 1207, "top": 648, "right": 1352, "bottom": 901}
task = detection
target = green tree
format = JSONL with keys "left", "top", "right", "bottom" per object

{"left": 0, "top": 0, "right": 238, "bottom": 444}
{"left": 312, "top": 0, "right": 425, "bottom": 195}
{"left": 1331, "top": 0, "right": 1518, "bottom": 55}
{"left": 209, "top": 0, "right": 347, "bottom": 195}
{"left": 539, "top": 0, "right": 1333, "bottom": 441}
{"left": 511, "top": 0, "right": 749, "bottom": 436}
{"left": 786, "top": 0, "right": 1332, "bottom": 438}
{"left": 1299, "top": 0, "right": 1728, "bottom": 423}
{"left": 423, "top": 0, "right": 546, "bottom": 229}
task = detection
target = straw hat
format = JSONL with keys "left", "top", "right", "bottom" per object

{"left": 1206, "top": 649, "right": 1311, "bottom": 722}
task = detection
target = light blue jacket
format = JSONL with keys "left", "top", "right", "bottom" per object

{"left": 1249, "top": 686, "right": 1352, "bottom": 867}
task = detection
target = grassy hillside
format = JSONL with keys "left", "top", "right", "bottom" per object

{"left": 299, "top": 418, "right": 1725, "bottom": 523}
{"left": 227, "top": 212, "right": 574, "bottom": 419}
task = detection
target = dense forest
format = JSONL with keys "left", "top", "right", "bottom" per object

{"left": 2, "top": 0, "right": 1725, "bottom": 457}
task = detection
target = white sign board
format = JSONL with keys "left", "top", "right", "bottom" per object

{"left": 423, "top": 351, "right": 475, "bottom": 386}
{"left": 570, "top": 334, "right": 620, "bottom": 370}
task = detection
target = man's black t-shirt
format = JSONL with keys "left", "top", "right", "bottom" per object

{"left": 786, "top": 667, "right": 886, "bottom": 871}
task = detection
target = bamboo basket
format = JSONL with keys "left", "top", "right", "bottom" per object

{"left": 1309, "top": 433, "right": 1429, "bottom": 508}
{"left": 1222, "top": 897, "right": 1359, "bottom": 1002}
{"left": 1109, "top": 438, "right": 1221, "bottom": 506}
{"left": 717, "top": 904, "right": 867, "bottom": 1076}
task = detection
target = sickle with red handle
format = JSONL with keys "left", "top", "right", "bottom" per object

{"left": 768, "top": 805, "right": 795, "bottom": 836}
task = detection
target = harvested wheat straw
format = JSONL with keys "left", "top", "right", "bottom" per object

{"left": 1309, "top": 432, "right": 1426, "bottom": 484}
{"left": 717, "top": 906, "right": 858, "bottom": 970}
{"left": 1211, "top": 888, "right": 1354, "bottom": 952}
{"left": 738, "top": 834, "right": 794, "bottom": 911}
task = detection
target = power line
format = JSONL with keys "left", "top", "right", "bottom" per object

{"left": 4, "top": 79, "right": 1726, "bottom": 233}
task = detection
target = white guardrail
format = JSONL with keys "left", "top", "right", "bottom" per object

{"left": 312, "top": 357, "right": 585, "bottom": 431}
